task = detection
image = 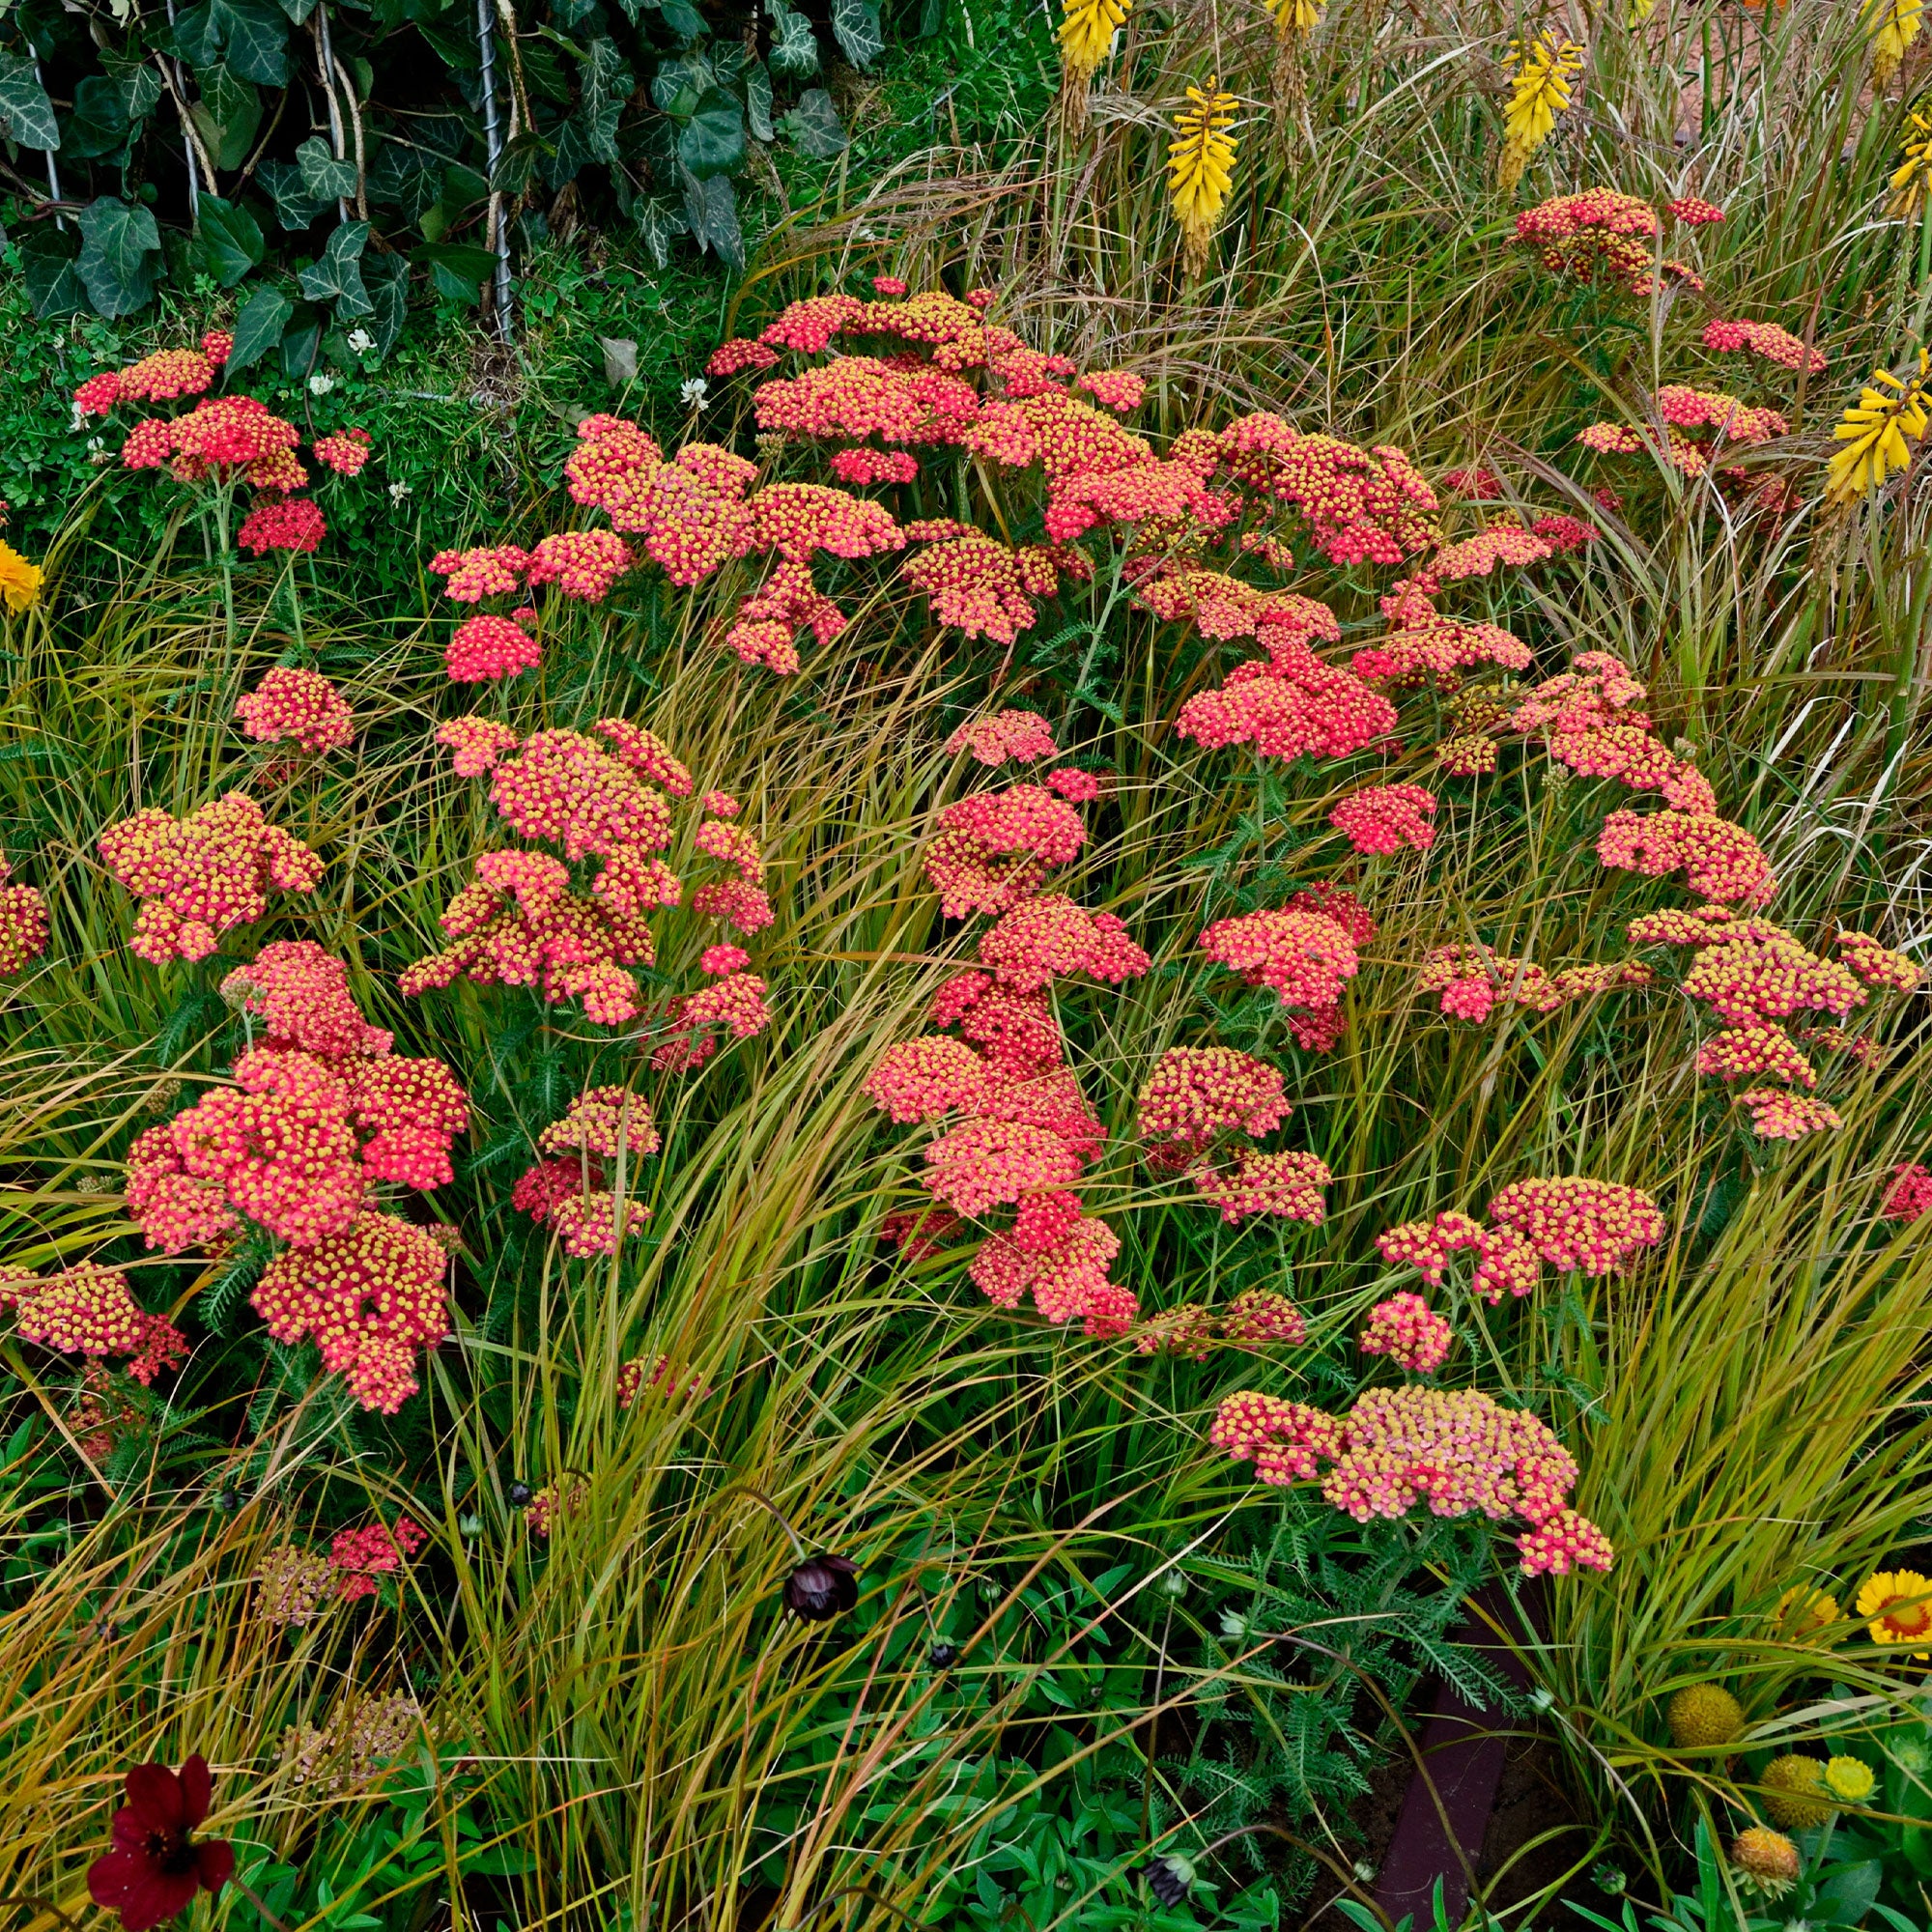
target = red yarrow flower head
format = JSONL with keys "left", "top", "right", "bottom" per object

{"left": 1330, "top": 783, "right": 1437, "bottom": 856}
{"left": 446, "top": 611, "right": 541, "bottom": 683}
{"left": 313, "top": 428, "right": 373, "bottom": 475}
{"left": 235, "top": 667, "right": 354, "bottom": 753}
{"left": 1883, "top": 1162, "right": 1932, "bottom": 1223}
{"left": 237, "top": 498, "right": 326, "bottom": 556}
{"left": 87, "top": 1755, "right": 234, "bottom": 1932}
{"left": 1360, "top": 1292, "right": 1453, "bottom": 1375}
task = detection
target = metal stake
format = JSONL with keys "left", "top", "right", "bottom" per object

{"left": 476, "top": 0, "right": 514, "bottom": 338}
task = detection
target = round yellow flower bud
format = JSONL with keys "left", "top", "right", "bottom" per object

{"left": 1731, "top": 1828, "right": 1801, "bottom": 1898}
{"left": 1667, "top": 1683, "right": 1745, "bottom": 1749}
{"left": 1761, "top": 1754, "right": 1834, "bottom": 1830}
{"left": 1825, "top": 1755, "right": 1876, "bottom": 1804}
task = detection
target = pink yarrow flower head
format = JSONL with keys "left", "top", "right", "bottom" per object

{"left": 1219, "top": 1288, "right": 1307, "bottom": 1347}
{"left": 1209, "top": 1381, "right": 1611, "bottom": 1576}
{"left": 219, "top": 941, "right": 392, "bottom": 1060}
{"left": 1738, "top": 1088, "right": 1844, "bottom": 1141}
{"left": 945, "top": 709, "right": 1061, "bottom": 767}
{"left": 526, "top": 528, "right": 633, "bottom": 603}
{"left": 702, "top": 790, "right": 741, "bottom": 817}
{"left": 235, "top": 667, "right": 354, "bottom": 753}
{"left": 431, "top": 545, "right": 530, "bottom": 603}
{"left": 99, "top": 792, "right": 324, "bottom": 962}
{"left": 0, "top": 858, "right": 50, "bottom": 976}
{"left": 1136, "top": 1046, "right": 1291, "bottom": 1150}
{"left": 976, "top": 895, "right": 1151, "bottom": 995}
{"left": 238, "top": 498, "right": 327, "bottom": 555}
{"left": 1360, "top": 1292, "right": 1453, "bottom": 1374}
{"left": 1198, "top": 906, "right": 1360, "bottom": 1014}
{"left": 1485, "top": 1177, "right": 1667, "bottom": 1275}
{"left": 1883, "top": 1162, "right": 1932, "bottom": 1223}
{"left": 923, "top": 782, "right": 1087, "bottom": 920}
{"left": 446, "top": 611, "right": 540, "bottom": 683}
{"left": 313, "top": 428, "right": 373, "bottom": 475}
{"left": 1190, "top": 1148, "right": 1330, "bottom": 1225}
{"left": 1330, "top": 782, "right": 1437, "bottom": 856}
{"left": 436, "top": 716, "right": 521, "bottom": 777}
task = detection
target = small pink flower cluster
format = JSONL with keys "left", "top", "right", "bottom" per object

{"left": 1702, "top": 318, "right": 1826, "bottom": 375}
{"left": 72, "top": 333, "right": 231, "bottom": 414}
{"left": 99, "top": 791, "right": 325, "bottom": 961}
{"left": 1330, "top": 783, "right": 1436, "bottom": 856}
{"left": 238, "top": 498, "right": 327, "bottom": 555}
{"left": 513, "top": 1087, "right": 656, "bottom": 1257}
{"left": 1578, "top": 387, "right": 1786, "bottom": 476}
{"left": 313, "top": 428, "right": 374, "bottom": 476}
{"left": 234, "top": 667, "right": 355, "bottom": 753}
{"left": 868, "top": 776, "right": 1146, "bottom": 1335}
{"left": 1418, "top": 942, "right": 1654, "bottom": 1022}
{"left": 945, "top": 709, "right": 1061, "bottom": 766}
{"left": 446, "top": 611, "right": 541, "bottom": 684}
{"left": 616, "top": 1353, "right": 711, "bottom": 1406}
{"left": 1737, "top": 1090, "right": 1845, "bottom": 1141}
{"left": 127, "top": 948, "right": 468, "bottom": 1275}
{"left": 0, "top": 858, "right": 49, "bottom": 975}
{"left": 1134, "top": 1047, "right": 1329, "bottom": 1225}
{"left": 1513, "top": 189, "right": 1701, "bottom": 298}
{"left": 1197, "top": 904, "right": 1362, "bottom": 1049}
{"left": 1598, "top": 810, "right": 1776, "bottom": 906}
{"left": 1209, "top": 1382, "right": 1612, "bottom": 1575}
{"left": 1351, "top": 611, "right": 1534, "bottom": 691}
{"left": 0, "top": 1261, "right": 186, "bottom": 1383}
{"left": 1134, "top": 570, "right": 1341, "bottom": 652}
{"left": 1883, "top": 1162, "right": 1932, "bottom": 1222}
{"left": 923, "top": 781, "right": 1088, "bottom": 919}
{"left": 1134, "top": 1286, "right": 1308, "bottom": 1359}
{"left": 253, "top": 1211, "right": 450, "bottom": 1413}
{"left": 1175, "top": 638, "right": 1399, "bottom": 765}
{"left": 1359, "top": 1292, "right": 1453, "bottom": 1374}
{"left": 330, "top": 1516, "right": 425, "bottom": 1600}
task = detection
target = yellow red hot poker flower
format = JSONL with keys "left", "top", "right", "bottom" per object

{"left": 1868, "top": 0, "right": 1923, "bottom": 89}
{"left": 1826, "top": 351, "right": 1932, "bottom": 506}
{"left": 1167, "top": 80, "right": 1239, "bottom": 277}
{"left": 1059, "top": 0, "right": 1129, "bottom": 100}
{"left": 1497, "top": 36, "right": 1583, "bottom": 195}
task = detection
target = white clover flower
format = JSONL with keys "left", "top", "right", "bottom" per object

{"left": 387, "top": 479, "right": 412, "bottom": 503}
{"left": 307, "top": 372, "right": 335, "bottom": 396}
{"left": 346, "top": 327, "right": 375, "bottom": 355}
{"left": 680, "top": 376, "right": 709, "bottom": 408}
{"left": 85, "top": 436, "right": 104, "bottom": 454}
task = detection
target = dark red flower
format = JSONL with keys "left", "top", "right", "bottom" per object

{"left": 87, "top": 1755, "right": 234, "bottom": 1932}
{"left": 782, "top": 1553, "right": 859, "bottom": 1622}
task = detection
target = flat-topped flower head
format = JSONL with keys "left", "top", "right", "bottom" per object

{"left": 1360, "top": 1292, "right": 1453, "bottom": 1373}
{"left": 946, "top": 709, "right": 1061, "bottom": 767}
{"left": 1883, "top": 1161, "right": 1932, "bottom": 1221}
{"left": 235, "top": 667, "right": 354, "bottom": 753}
{"left": 1198, "top": 905, "right": 1360, "bottom": 1011}
{"left": 1485, "top": 1177, "right": 1666, "bottom": 1275}
{"left": 1598, "top": 810, "right": 1776, "bottom": 906}
{"left": 1137, "top": 1046, "right": 1291, "bottom": 1148}
{"left": 446, "top": 611, "right": 540, "bottom": 683}
{"left": 1190, "top": 1148, "right": 1330, "bottom": 1224}
{"left": 1738, "top": 1088, "right": 1844, "bottom": 1141}
{"left": 865, "top": 1036, "right": 991, "bottom": 1123}
{"left": 220, "top": 942, "right": 392, "bottom": 1060}
{"left": 0, "top": 859, "right": 49, "bottom": 975}
{"left": 977, "top": 895, "right": 1150, "bottom": 995}
{"left": 237, "top": 498, "right": 327, "bottom": 555}
{"left": 1330, "top": 783, "right": 1437, "bottom": 855}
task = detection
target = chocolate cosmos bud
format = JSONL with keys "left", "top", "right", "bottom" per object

{"left": 782, "top": 1553, "right": 859, "bottom": 1622}
{"left": 927, "top": 1641, "right": 958, "bottom": 1670}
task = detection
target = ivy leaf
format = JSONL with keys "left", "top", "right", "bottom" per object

{"left": 297, "top": 217, "right": 372, "bottom": 314}
{"left": 634, "top": 193, "right": 688, "bottom": 269}
{"left": 680, "top": 168, "right": 742, "bottom": 271}
{"left": 208, "top": 0, "right": 291, "bottom": 85}
{"left": 18, "top": 234, "right": 86, "bottom": 319}
{"left": 781, "top": 87, "right": 846, "bottom": 157}
{"left": 255, "top": 157, "right": 329, "bottom": 229}
{"left": 0, "top": 49, "right": 59, "bottom": 151}
{"left": 273, "top": 0, "right": 319, "bottom": 21}
{"left": 187, "top": 64, "right": 262, "bottom": 171}
{"left": 656, "top": 0, "right": 706, "bottom": 43}
{"left": 225, "top": 282, "right": 293, "bottom": 371}
{"left": 295, "top": 133, "right": 356, "bottom": 204}
{"left": 60, "top": 74, "right": 131, "bottom": 162}
{"left": 417, "top": 240, "right": 497, "bottom": 302}
{"left": 189, "top": 193, "right": 266, "bottom": 286}
{"left": 676, "top": 85, "right": 744, "bottom": 180}
{"left": 830, "top": 0, "right": 882, "bottom": 70}
{"left": 766, "top": 4, "right": 819, "bottom": 76}
{"left": 76, "top": 197, "right": 163, "bottom": 317}
{"left": 361, "top": 251, "right": 408, "bottom": 360}
{"left": 744, "top": 58, "right": 774, "bottom": 143}
{"left": 367, "top": 141, "right": 441, "bottom": 220}
{"left": 575, "top": 36, "right": 633, "bottom": 162}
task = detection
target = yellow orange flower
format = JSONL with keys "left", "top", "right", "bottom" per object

{"left": 0, "top": 540, "right": 43, "bottom": 614}
{"left": 1868, "top": 0, "right": 1923, "bottom": 88}
{"left": 1856, "top": 1568, "right": 1932, "bottom": 1656}
{"left": 1889, "top": 112, "right": 1932, "bottom": 219}
{"left": 1773, "top": 1584, "right": 1840, "bottom": 1637}
{"left": 1498, "top": 37, "right": 1584, "bottom": 194}
{"left": 1167, "top": 80, "right": 1239, "bottom": 277}
{"left": 1265, "top": 0, "right": 1322, "bottom": 33}
{"left": 1059, "top": 0, "right": 1130, "bottom": 88}
{"left": 1827, "top": 353, "right": 1932, "bottom": 506}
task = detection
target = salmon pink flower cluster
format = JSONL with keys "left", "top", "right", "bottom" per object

{"left": 1883, "top": 1163, "right": 1932, "bottom": 1222}
{"left": 1198, "top": 904, "right": 1362, "bottom": 1050}
{"left": 406, "top": 717, "right": 770, "bottom": 1041}
{"left": 0, "top": 1261, "right": 186, "bottom": 1383}
{"left": 1577, "top": 387, "right": 1787, "bottom": 475}
{"left": 237, "top": 497, "right": 327, "bottom": 555}
{"left": 446, "top": 611, "right": 541, "bottom": 684}
{"left": 1359, "top": 1293, "right": 1453, "bottom": 1374}
{"left": 234, "top": 667, "right": 354, "bottom": 754}
{"left": 513, "top": 1087, "right": 656, "bottom": 1257}
{"left": 0, "top": 859, "right": 49, "bottom": 975}
{"left": 1702, "top": 318, "right": 1826, "bottom": 375}
{"left": 1512, "top": 189, "right": 1702, "bottom": 298}
{"left": 1209, "top": 1382, "right": 1612, "bottom": 1575}
{"left": 1330, "top": 783, "right": 1436, "bottom": 856}
{"left": 923, "top": 781, "right": 1088, "bottom": 919}
{"left": 99, "top": 792, "right": 325, "bottom": 962}
{"left": 867, "top": 771, "right": 1146, "bottom": 1336}
{"left": 72, "top": 332, "right": 232, "bottom": 413}
{"left": 946, "top": 708, "right": 1062, "bottom": 766}
{"left": 330, "top": 1516, "right": 425, "bottom": 1599}
{"left": 1598, "top": 810, "right": 1776, "bottom": 906}
{"left": 124, "top": 945, "right": 469, "bottom": 1303}
{"left": 1418, "top": 942, "right": 1652, "bottom": 1022}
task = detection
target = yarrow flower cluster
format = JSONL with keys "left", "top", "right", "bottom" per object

{"left": 0, "top": 1260, "right": 187, "bottom": 1384}
{"left": 0, "top": 858, "right": 49, "bottom": 976}
{"left": 1198, "top": 904, "right": 1362, "bottom": 1050}
{"left": 1512, "top": 189, "right": 1704, "bottom": 298}
{"left": 1209, "top": 1382, "right": 1612, "bottom": 1576}
{"left": 234, "top": 667, "right": 355, "bottom": 754}
{"left": 512, "top": 1087, "right": 657, "bottom": 1258}
{"left": 1378, "top": 1177, "right": 1664, "bottom": 1304}
{"left": 1359, "top": 1292, "right": 1453, "bottom": 1374}
{"left": 1703, "top": 318, "right": 1827, "bottom": 376}
{"left": 99, "top": 792, "right": 324, "bottom": 962}
{"left": 404, "top": 717, "right": 773, "bottom": 1045}
{"left": 1330, "top": 783, "right": 1437, "bottom": 856}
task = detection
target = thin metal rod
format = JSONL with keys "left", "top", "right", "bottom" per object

{"left": 476, "top": 0, "right": 514, "bottom": 339}
{"left": 158, "top": 0, "right": 200, "bottom": 219}
{"left": 32, "top": 58, "right": 63, "bottom": 226}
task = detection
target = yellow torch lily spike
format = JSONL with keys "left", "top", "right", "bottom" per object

{"left": 1265, "top": 0, "right": 1323, "bottom": 36}
{"left": 1889, "top": 112, "right": 1932, "bottom": 219}
{"left": 1497, "top": 35, "right": 1584, "bottom": 194}
{"left": 1868, "top": 0, "right": 1923, "bottom": 89}
{"left": 1167, "top": 79, "right": 1239, "bottom": 278}
{"left": 1826, "top": 352, "right": 1932, "bottom": 506}
{"left": 1059, "top": 0, "right": 1130, "bottom": 126}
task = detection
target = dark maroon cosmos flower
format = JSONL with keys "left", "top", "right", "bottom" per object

{"left": 88, "top": 1754, "right": 235, "bottom": 1932}
{"left": 783, "top": 1553, "right": 859, "bottom": 1622}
